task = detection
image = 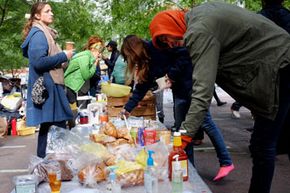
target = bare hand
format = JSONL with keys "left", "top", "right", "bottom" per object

{"left": 164, "top": 74, "right": 173, "bottom": 88}
{"left": 120, "top": 109, "right": 130, "bottom": 119}
{"left": 64, "top": 50, "right": 74, "bottom": 60}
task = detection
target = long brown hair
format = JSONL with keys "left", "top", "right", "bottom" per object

{"left": 121, "top": 35, "right": 150, "bottom": 84}
{"left": 22, "top": 2, "right": 49, "bottom": 40}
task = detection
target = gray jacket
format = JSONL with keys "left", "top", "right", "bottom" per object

{"left": 182, "top": 2, "right": 290, "bottom": 137}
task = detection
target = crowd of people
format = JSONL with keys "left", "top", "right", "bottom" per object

{"left": 21, "top": 1, "right": 289, "bottom": 193}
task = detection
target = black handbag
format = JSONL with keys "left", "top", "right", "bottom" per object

{"left": 31, "top": 76, "right": 48, "bottom": 105}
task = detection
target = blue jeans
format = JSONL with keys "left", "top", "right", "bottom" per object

{"left": 37, "top": 121, "right": 66, "bottom": 158}
{"left": 248, "top": 65, "right": 290, "bottom": 193}
{"left": 174, "top": 97, "right": 232, "bottom": 166}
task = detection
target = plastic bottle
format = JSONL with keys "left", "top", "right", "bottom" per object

{"left": 11, "top": 118, "right": 17, "bottom": 136}
{"left": 144, "top": 150, "right": 158, "bottom": 193}
{"left": 168, "top": 131, "right": 188, "bottom": 181}
{"left": 171, "top": 155, "right": 183, "bottom": 193}
{"left": 106, "top": 166, "right": 121, "bottom": 193}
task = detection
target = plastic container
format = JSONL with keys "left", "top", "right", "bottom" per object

{"left": 168, "top": 132, "right": 188, "bottom": 181}
{"left": 101, "top": 82, "right": 131, "bottom": 97}
{"left": 143, "top": 128, "right": 156, "bottom": 145}
{"left": 107, "top": 166, "right": 121, "bottom": 193}
{"left": 11, "top": 118, "right": 17, "bottom": 136}
{"left": 171, "top": 155, "right": 183, "bottom": 193}
{"left": 17, "top": 120, "right": 36, "bottom": 136}
{"left": 47, "top": 161, "right": 62, "bottom": 193}
{"left": 13, "top": 174, "right": 37, "bottom": 193}
{"left": 144, "top": 150, "right": 158, "bottom": 193}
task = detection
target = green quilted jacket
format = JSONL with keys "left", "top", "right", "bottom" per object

{"left": 64, "top": 50, "right": 96, "bottom": 92}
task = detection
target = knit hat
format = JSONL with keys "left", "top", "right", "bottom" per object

{"left": 149, "top": 10, "right": 187, "bottom": 48}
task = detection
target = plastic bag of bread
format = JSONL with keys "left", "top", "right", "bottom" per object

{"left": 107, "top": 144, "right": 138, "bottom": 162}
{"left": 145, "top": 142, "right": 169, "bottom": 180}
{"left": 116, "top": 127, "right": 129, "bottom": 138}
{"left": 104, "top": 154, "right": 116, "bottom": 166}
{"left": 29, "top": 155, "right": 73, "bottom": 184}
{"left": 80, "top": 143, "right": 112, "bottom": 161}
{"left": 115, "top": 160, "right": 144, "bottom": 187}
{"left": 78, "top": 161, "right": 108, "bottom": 188}
{"left": 46, "top": 153, "right": 74, "bottom": 181}
{"left": 89, "top": 133, "right": 116, "bottom": 145}
{"left": 99, "top": 122, "right": 118, "bottom": 138}
{"left": 117, "top": 127, "right": 134, "bottom": 144}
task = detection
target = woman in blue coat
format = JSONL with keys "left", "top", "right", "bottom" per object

{"left": 21, "top": 2, "right": 74, "bottom": 158}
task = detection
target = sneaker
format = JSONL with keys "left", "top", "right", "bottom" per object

{"left": 213, "top": 164, "right": 235, "bottom": 181}
{"left": 231, "top": 110, "right": 241, "bottom": 119}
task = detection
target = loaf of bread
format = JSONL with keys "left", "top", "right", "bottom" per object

{"left": 89, "top": 133, "right": 116, "bottom": 145}
{"left": 104, "top": 155, "right": 116, "bottom": 166}
{"left": 78, "top": 162, "right": 107, "bottom": 183}
{"left": 100, "top": 122, "right": 118, "bottom": 138}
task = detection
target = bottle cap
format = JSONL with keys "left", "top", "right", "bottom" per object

{"left": 173, "top": 131, "right": 181, "bottom": 137}
{"left": 147, "top": 150, "right": 155, "bottom": 166}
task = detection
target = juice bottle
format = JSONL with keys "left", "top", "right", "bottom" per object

{"left": 168, "top": 132, "right": 188, "bottom": 181}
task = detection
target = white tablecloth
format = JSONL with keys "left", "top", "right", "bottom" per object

{"left": 11, "top": 164, "right": 212, "bottom": 193}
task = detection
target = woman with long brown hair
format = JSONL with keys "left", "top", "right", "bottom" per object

{"left": 21, "top": 2, "right": 74, "bottom": 158}
{"left": 121, "top": 35, "right": 234, "bottom": 181}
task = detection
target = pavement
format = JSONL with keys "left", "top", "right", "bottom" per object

{"left": 0, "top": 87, "right": 289, "bottom": 193}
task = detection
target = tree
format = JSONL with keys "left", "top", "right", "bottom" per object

{"left": 0, "top": 0, "right": 30, "bottom": 76}
{"left": 1, "top": 0, "right": 289, "bottom": 73}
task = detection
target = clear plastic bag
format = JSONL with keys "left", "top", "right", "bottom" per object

{"left": 145, "top": 141, "right": 169, "bottom": 181}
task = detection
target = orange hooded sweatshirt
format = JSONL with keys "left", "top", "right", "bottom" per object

{"left": 149, "top": 10, "right": 187, "bottom": 48}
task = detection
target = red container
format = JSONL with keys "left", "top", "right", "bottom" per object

{"left": 11, "top": 118, "right": 17, "bottom": 136}
{"left": 143, "top": 128, "right": 156, "bottom": 145}
{"left": 79, "top": 116, "right": 88, "bottom": 124}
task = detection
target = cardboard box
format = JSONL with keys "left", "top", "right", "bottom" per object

{"left": 107, "top": 91, "right": 156, "bottom": 120}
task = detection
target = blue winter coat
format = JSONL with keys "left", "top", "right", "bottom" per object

{"left": 21, "top": 27, "right": 73, "bottom": 126}
{"left": 124, "top": 41, "right": 193, "bottom": 112}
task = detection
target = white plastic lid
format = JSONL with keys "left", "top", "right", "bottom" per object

{"left": 173, "top": 132, "right": 181, "bottom": 137}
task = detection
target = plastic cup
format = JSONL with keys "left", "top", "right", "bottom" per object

{"left": 47, "top": 161, "right": 62, "bottom": 193}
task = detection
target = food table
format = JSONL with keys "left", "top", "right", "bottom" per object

{"left": 10, "top": 99, "right": 213, "bottom": 193}
{"left": 11, "top": 163, "right": 212, "bottom": 193}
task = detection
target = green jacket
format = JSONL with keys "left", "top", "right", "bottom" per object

{"left": 182, "top": 2, "right": 290, "bottom": 137}
{"left": 64, "top": 50, "right": 96, "bottom": 92}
